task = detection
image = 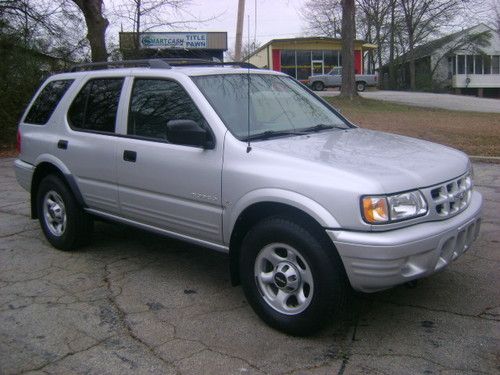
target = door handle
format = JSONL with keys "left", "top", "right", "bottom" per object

{"left": 57, "top": 140, "right": 68, "bottom": 150}
{"left": 123, "top": 150, "right": 137, "bottom": 162}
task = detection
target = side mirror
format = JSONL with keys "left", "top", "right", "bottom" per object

{"left": 166, "top": 119, "right": 213, "bottom": 149}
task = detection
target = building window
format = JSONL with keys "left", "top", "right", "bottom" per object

{"left": 296, "top": 50, "right": 312, "bottom": 80}
{"left": 312, "top": 50, "right": 323, "bottom": 60}
{"left": 324, "top": 50, "right": 340, "bottom": 72}
{"left": 474, "top": 55, "right": 483, "bottom": 74}
{"left": 484, "top": 55, "right": 491, "bottom": 74}
{"left": 492, "top": 55, "right": 500, "bottom": 74}
{"left": 448, "top": 56, "right": 454, "bottom": 77}
{"left": 457, "top": 55, "right": 465, "bottom": 74}
{"left": 466, "top": 55, "right": 474, "bottom": 74}
{"left": 280, "top": 50, "right": 296, "bottom": 78}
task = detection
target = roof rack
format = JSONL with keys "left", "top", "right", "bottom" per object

{"left": 69, "top": 58, "right": 257, "bottom": 72}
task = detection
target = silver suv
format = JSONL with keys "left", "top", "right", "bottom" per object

{"left": 14, "top": 59, "right": 482, "bottom": 335}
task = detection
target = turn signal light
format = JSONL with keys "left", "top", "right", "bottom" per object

{"left": 362, "top": 197, "right": 389, "bottom": 223}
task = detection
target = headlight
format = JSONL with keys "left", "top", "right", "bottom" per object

{"left": 362, "top": 191, "right": 427, "bottom": 224}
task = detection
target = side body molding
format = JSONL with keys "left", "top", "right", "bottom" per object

{"left": 224, "top": 188, "right": 341, "bottom": 245}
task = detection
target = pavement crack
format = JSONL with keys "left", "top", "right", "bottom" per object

{"left": 379, "top": 300, "right": 499, "bottom": 321}
{"left": 102, "top": 263, "right": 174, "bottom": 370}
{"left": 350, "top": 351, "right": 491, "bottom": 375}
{"left": 337, "top": 314, "right": 359, "bottom": 375}
{"left": 18, "top": 336, "right": 112, "bottom": 374}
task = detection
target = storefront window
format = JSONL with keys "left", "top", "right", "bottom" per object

{"left": 278, "top": 49, "right": 344, "bottom": 80}
{"left": 312, "top": 50, "right": 323, "bottom": 60}
{"left": 280, "top": 50, "right": 296, "bottom": 78}
{"left": 324, "top": 50, "right": 339, "bottom": 72}
{"left": 296, "top": 50, "right": 311, "bottom": 80}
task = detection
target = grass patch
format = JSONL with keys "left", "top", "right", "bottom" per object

{"left": 326, "top": 96, "right": 500, "bottom": 156}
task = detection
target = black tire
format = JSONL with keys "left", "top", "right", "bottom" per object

{"left": 356, "top": 81, "right": 366, "bottom": 92}
{"left": 312, "top": 81, "right": 324, "bottom": 91}
{"left": 36, "top": 175, "right": 93, "bottom": 251}
{"left": 239, "top": 216, "right": 348, "bottom": 336}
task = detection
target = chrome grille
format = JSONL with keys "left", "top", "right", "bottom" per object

{"left": 422, "top": 172, "right": 473, "bottom": 220}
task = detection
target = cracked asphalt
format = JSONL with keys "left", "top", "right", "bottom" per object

{"left": 0, "top": 157, "right": 498, "bottom": 375}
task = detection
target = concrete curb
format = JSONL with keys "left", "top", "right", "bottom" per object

{"left": 469, "top": 155, "right": 500, "bottom": 164}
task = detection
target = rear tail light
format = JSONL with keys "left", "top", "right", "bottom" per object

{"left": 16, "top": 130, "right": 21, "bottom": 154}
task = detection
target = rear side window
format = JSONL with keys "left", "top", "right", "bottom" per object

{"left": 68, "top": 78, "right": 124, "bottom": 133}
{"left": 24, "top": 80, "right": 74, "bottom": 125}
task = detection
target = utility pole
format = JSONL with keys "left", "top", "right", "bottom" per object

{"left": 235, "top": 0, "right": 245, "bottom": 61}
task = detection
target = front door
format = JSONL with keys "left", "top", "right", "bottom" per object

{"left": 312, "top": 60, "right": 324, "bottom": 76}
{"left": 116, "top": 78, "right": 223, "bottom": 244}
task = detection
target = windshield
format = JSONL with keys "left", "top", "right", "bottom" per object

{"left": 191, "top": 74, "right": 350, "bottom": 140}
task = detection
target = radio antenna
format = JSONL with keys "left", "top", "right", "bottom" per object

{"left": 246, "top": 14, "right": 252, "bottom": 153}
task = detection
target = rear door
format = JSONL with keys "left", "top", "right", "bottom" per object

{"left": 115, "top": 77, "right": 224, "bottom": 244}
{"left": 62, "top": 77, "right": 125, "bottom": 214}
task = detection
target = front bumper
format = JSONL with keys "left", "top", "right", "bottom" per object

{"left": 327, "top": 191, "right": 483, "bottom": 292}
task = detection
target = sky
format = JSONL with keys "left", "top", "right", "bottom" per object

{"left": 107, "top": 0, "right": 309, "bottom": 51}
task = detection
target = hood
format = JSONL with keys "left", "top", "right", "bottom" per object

{"left": 252, "top": 128, "right": 470, "bottom": 193}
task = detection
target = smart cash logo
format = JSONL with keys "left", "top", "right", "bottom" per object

{"left": 140, "top": 33, "right": 208, "bottom": 49}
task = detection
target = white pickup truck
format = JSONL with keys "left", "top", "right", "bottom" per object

{"left": 308, "top": 67, "right": 378, "bottom": 92}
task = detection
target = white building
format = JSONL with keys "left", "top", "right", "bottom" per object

{"left": 395, "top": 24, "right": 500, "bottom": 97}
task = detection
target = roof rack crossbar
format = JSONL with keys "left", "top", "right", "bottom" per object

{"left": 70, "top": 59, "right": 172, "bottom": 72}
{"left": 69, "top": 58, "right": 258, "bottom": 72}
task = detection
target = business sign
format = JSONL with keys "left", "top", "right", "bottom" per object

{"left": 140, "top": 32, "right": 208, "bottom": 49}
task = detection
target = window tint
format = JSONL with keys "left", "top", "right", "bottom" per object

{"left": 193, "top": 74, "right": 348, "bottom": 140}
{"left": 128, "top": 79, "right": 206, "bottom": 142}
{"left": 25, "top": 80, "right": 73, "bottom": 125}
{"left": 68, "top": 78, "right": 123, "bottom": 133}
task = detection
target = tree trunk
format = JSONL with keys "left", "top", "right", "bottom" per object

{"left": 71, "top": 0, "right": 109, "bottom": 62}
{"left": 408, "top": 39, "right": 416, "bottom": 90}
{"left": 134, "top": 0, "right": 141, "bottom": 52}
{"left": 388, "top": 0, "right": 396, "bottom": 89}
{"left": 340, "top": 0, "right": 357, "bottom": 98}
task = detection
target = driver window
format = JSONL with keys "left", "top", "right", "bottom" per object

{"left": 128, "top": 78, "right": 207, "bottom": 142}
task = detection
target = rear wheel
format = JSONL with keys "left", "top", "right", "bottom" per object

{"left": 312, "top": 81, "right": 325, "bottom": 91}
{"left": 239, "top": 216, "right": 348, "bottom": 336}
{"left": 37, "top": 175, "right": 93, "bottom": 251}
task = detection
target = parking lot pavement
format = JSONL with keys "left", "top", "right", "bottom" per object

{"left": 317, "top": 90, "right": 500, "bottom": 113}
{"left": 0, "top": 157, "right": 498, "bottom": 375}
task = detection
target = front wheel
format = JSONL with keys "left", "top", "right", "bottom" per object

{"left": 356, "top": 82, "right": 366, "bottom": 92}
{"left": 311, "top": 81, "right": 325, "bottom": 91}
{"left": 239, "top": 217, "right": 348, "bottom": 336}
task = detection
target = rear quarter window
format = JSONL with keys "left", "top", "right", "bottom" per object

{"left": 24, "top": 79, "right": 74, "bottom": 125}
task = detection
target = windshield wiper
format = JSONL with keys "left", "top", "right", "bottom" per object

{"left": 241, "top": 130, "right": 306, "bottom": 141}
{"left": 300, "top": 123, "right": 347, "bottom": 133}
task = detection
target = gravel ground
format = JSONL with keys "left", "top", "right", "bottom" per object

{"left": 0, "top": 158, "right": 499, "bottom": 375}
{"left": 318, "top": 90, "right": 500, "bottom": 113}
